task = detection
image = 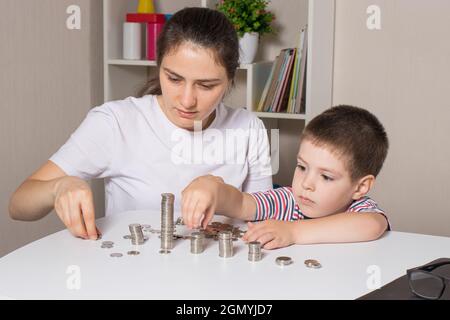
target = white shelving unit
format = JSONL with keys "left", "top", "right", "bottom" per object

{"left": 103, "top": 0, "right": 335, "bottom": 121}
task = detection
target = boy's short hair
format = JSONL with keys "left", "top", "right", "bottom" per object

{"left": 301, "top": 105, "right": 389, "bottom": 181}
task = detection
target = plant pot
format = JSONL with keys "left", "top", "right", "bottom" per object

{"left": 239, "top": 32, "right": 259, "bottom": 64}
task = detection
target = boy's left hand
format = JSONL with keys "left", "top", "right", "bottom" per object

{"left": 242, "top": 220, "right": 299, "bottom": 250}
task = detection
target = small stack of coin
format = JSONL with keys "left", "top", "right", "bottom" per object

{"left": 275, "top": 256, "right": 293, "bottom": 267}
{"left": 218, "top": 230, "right": 233, "bottom": 258}
{"left": 101, "top": 241, "right": 114, "bottom": 249}
{"left": 248, "top": 241, "right": 262, "bottom": 262}
{"left": 190, "top": 231, "right": 205, "bottom": 254}
{"left": 129, "top": 224, "right": 145, "bottom": 245}
{"left": 160, "top": 193, "right": 175, "bottom": 251}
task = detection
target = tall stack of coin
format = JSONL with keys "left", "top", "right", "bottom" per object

{"left": 218, "top": 230, "right": 233, "bottom": 258}
{"left": 160, "top": 193, "right": 175, "bottom": 250}
{"left": 248, "top": 241, "right": 262, "bottom": 262}
{"left": 190, "top": 231, "right": 205, "bottom": 254}
{"left": 128, "top": 224, "right": 145, "bottom": 245}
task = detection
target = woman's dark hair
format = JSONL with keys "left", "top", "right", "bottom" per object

{"left": 138, "top": 7, "right": 239, "bottom": 96}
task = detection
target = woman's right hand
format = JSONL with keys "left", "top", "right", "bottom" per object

{"left": 53, "top": 176, "right": 99, "bottom": 240}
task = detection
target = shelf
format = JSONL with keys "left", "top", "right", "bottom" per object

{"left": 107, "top": 59, "right": 271, "bottom": 70}
{"left": 104, "top": 0, "right": 335, "bottom": 124}
{"left": 108, "top": 59, "right": 157, "bottom": 66}
{"left": 254, "top": 112, "right": 306, "bottom": 120}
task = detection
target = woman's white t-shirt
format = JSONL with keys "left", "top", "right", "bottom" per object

{"left": 50, "top": 95, "right": 273, "bottom": 216}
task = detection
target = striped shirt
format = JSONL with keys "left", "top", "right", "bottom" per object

{"left": 250, "top": 187, "right": 390, "bottom": 230}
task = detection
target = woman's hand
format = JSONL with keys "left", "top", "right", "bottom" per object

{"left": 53, "top": 176, "right": 100, "bottom": 240}
{"left": 181, "top": 175, "right": 225, "bottom": 229}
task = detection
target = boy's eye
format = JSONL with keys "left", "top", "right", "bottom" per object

{"left": 322, "top": 175, "right": 334, "bottom": 181}
{"left": 296, "top": 164, "right": 306, "bottom": 171}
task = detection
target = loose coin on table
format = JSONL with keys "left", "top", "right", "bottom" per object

{"left": 127, "top": 250, "right": 140, "bottom": 256}
{"left": 275, "top": 256, "right": 293, "bottom": 266}
{"left": 110, "top": 253, "right": 123, "bottom": 258}
{"left": 304, "top": 259, "right": 322, "bottom": 269}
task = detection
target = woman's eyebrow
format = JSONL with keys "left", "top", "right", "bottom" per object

{"left": 163, "top": 67, "right": 222, "bottom": 83}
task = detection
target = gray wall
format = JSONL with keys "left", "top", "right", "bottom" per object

{"left": 332, "top": 0, "right": 450, "bottom": 236}
{"left": 0, "top": 0, "right": 104, "bottom": 258}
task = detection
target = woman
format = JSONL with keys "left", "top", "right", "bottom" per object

{"left": 8, "top": 7, "right": 272, "bottom": 240}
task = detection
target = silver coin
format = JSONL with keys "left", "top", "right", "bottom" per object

{"left": 159, "top": 249, "right": 171, "bottom": 254}
{"left": 175, "top": 217, "right": 184, "bottom": 225}
{"left": 304, "top": 259, "right": 322, "bottom": 269}
{"left": 101, "top": 245, "right": 113, "bottom": 249}
{"left": 110, "top": 253, "right": 123, "bottom": 258}
{"left": 123, "top": 235, "right": 132, "bottom": 239}
{"left": 127, "top": 250, "right": 140, "bottom": 256}
{"left": 102, "top": 241, "right": 114, "bottom": 246}
{"left": 275, "top": 256, "right": 293, "bottom": 266}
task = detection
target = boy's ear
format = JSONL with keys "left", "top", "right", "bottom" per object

{"left": 352, "top": 175, "right": 375, "bottom": 200}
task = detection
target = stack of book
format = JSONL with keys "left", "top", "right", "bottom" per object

{"left": 257, "top": 26, "right": 308, "bottom": 114}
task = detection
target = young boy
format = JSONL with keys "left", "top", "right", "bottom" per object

{"left": 181, "top": 105, "right": 390, "bottom": 249}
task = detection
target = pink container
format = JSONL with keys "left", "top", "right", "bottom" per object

{"left": 147, "top": 22, "right": 164, "bottom": 60}
{"left": 126, "top": 13, "right": 166, "bottom": 61}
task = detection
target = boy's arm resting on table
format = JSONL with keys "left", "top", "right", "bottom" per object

{"left": 244, "top": 211, "right": 389, "bottom": 249}
{"left": 293, "top": 211, "right": 389, "bottom": 245}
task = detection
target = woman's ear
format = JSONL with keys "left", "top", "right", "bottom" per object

{"left": 352, "top": 175, "right": 375, "bottom": 200}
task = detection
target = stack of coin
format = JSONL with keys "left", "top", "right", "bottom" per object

{"left": 218, "top": 230, "right": 233, "bottom": 258}
{"left": 248, "top": 241, "right": 262, "bottom": 262}
{"left": 129, "top": 223, "right": 145, "bottom": 245}
{"left": 190, "top": 231, "right": 205, "bottom": 254}
{"left": 160, "top": 193, "right": 175, "bottom": 251}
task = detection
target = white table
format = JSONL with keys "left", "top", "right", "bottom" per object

{"left": 1, "top": 210, "right": 449, "bottom": 300}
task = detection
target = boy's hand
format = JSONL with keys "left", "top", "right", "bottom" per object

{"left": 181, "top": 175, "right": 225, "bottom": 229}
{"left": 242, "top": 220, "right": 299, "bottom": 250}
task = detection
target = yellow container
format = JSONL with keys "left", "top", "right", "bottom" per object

{"left": 137, "top": 0, "right": 155, "bottom": 14}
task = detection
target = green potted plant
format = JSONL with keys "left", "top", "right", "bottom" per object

{"left": 217, "top": 0, "right": 275, "bottom": 64}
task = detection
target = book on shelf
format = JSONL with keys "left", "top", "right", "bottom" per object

{"left": 258, "top": 49, "right": 286, "bottom": 112}
{"left": 294, "top": 25, "right": 308, "bottom": 114}
{"left": 257, "top": 26, "right": 308, "bottom": 115}
{"left": 273, "top": 48, "right": 296, "bottom": 113}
